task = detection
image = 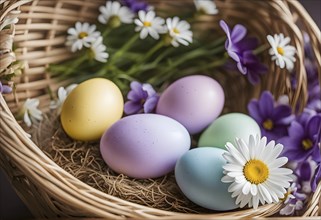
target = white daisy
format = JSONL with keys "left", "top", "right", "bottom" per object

{"left": 267, "top": 34, "right": 296, "bottom": 71}
{"left": 194, "top": 0, "right": 218, "bottom": 15}
{"left": 21, "top": 98, "right": 43, "bottom": 127}
{"left": 50, "top": 84, "right": 78, "bottom": 114}
{"left": 134, "top": 10, "right": 165, "bottom": 40}
{"left": 221, "top": 135, "right": 293, "bottom": 209}
{"left": 98, "top": 1, "right": 134, "bottom": 27}
{"left": 66, "top": 22, "right": 100, "bottom": 52}
{"left": 166, "top": 17, "right": 193, "bottom": 47}
{"left": 89, "top": 36, "right": 109, "bottom": 62}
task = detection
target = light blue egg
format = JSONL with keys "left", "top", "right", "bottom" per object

{"left": 175, "top": 147, "right": 238, "bottom": 211}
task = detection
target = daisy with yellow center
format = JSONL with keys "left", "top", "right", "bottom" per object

{"left": 267, "top": 33, "right": 296, "bottom": 71}
{"left": 66, "top": 22, "right": 100, "bottom": 52}
{"left": 89, "top": 36, "right": 109, "bottom": 63}
{"left": 134, "top": 10, "right": 165, "bottom": 40}
{"left": 221, "top": 135, "right": 293, "bottom": 209}
{"left": 98, "top": 1, "right": 134, "bottom": 28}
{"left": 166, "top": 17, "right": 193, "bottom": 47}
{"left": 194, "top": 0, "right": 219, "bottom": 15}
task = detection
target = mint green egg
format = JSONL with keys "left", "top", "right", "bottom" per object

{"left": 198, "top": 113, "right": 261, "bottom": 149}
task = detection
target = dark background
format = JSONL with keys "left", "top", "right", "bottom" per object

{"left": 0, "top": 0, "right": 320, "bottom": 219}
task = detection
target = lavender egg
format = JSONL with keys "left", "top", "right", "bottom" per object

{"left": 100, "top": 114, "right": 191, "bottom": 179}
{"left": 156, "top": 75, "right": 225, "bottom": 134}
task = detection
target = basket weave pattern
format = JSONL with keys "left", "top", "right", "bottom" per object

{"left": 0, "top": 0, "right": 320, "bottom": 218}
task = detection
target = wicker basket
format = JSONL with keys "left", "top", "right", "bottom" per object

{"left": 0, "top": 0, "right": 320, "bottom": 218}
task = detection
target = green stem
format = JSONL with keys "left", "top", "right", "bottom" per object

{"left": 209, "top": 36, "right": 226, "bottom": 48}
{"left": 94, "top": 34, "right": 139, "bottom": 77}
{"left": 148, "top": 44, "right": 226, "bottom": 85}
{"left": 142, "top": 40, "right": 164, "bottom": 62}
{"left": 109, "top": 34, "right": 139, "bottom": 65}
{"left": 102, "top": 28, "right": 112, "bottom": 38}
{"left": 253, "top": 44, "right": 269, "bottom": 55}
{"left": 177, "top": 57, "right": 228, "bottom": 76}
{"left": 127, "top": 40, "right": 164, "bottom": 76}
{"left": 50, "top": 54, "right": 87, "bottom": 77}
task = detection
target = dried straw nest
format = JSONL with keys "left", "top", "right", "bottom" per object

{"left": 0, "top": 0, "right": 320, "bottom": 218}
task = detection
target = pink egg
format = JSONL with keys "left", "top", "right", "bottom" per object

{"left": 156, "top": 75, "right": 225, "bottom": 134}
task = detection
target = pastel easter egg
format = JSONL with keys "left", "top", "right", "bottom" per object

{"left": 175, "top": 147, "right": 237, "bottom": 211}
{"left": 156, "top": 75, "right": 225, "bottom": 135}
{"left": 100, "top": 114, "right": 191, "bottom": 179}
{"left": 61, "top": 78, "right": 123, "bottom": 141}
{"left": 198, "top": 113, "right": 261, "bottom": 149}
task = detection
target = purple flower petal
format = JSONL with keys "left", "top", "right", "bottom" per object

{"left": 228, "top": 51, "right": 241, "bottom": 62}
{"left": 130, "top": 81, "right": 143, "bottom": 94}
{"left": 285, "top": 149, "right": 309, "bottom": 161}
{"left": 236, "top": 61, "right": 247, "bottom": 74}
{"left": 311, "top": 146, "right": 321, "bottom": 161}
{"left": 238, "top": 37, "right": 258, "bottom": 52}
{"left": 248, "top": 90, "right": 294, "bottom": 142}
{"left": 273, "top": 105, "right": 293, "bottom": 122}
{"left": 124, "top": 81, "right": 159, "bottom": 115}
{"left": 311, "top": 163, "right": 321, "bottom": 191}
{"left": 128, "top": 90, "right": 143, "bottom": 101}
{"left": 247, "top": 71, "right": 260, "bottom": 85}
{"left": 248, "top": 101, "right": 262, "bottom": 123}
{"left": 143, "top": 95, "right": 159, "bottom": 113}
{"left": 220, "top": 20, "right": 266, "bottom": 84}
{"left": 231, "top": 24, "right": 247, "bottom": 43}
{"left": 219, "top": 20, "right": 231, "bottom": 42}
{"left": 307, "top": 115, "right": 321, "bottom": 138}
{"left": 288, "top": 121, "right": 305, "bottom": 138}
{"left": 258, "top": 91, "right": 274, "bottom": 117}
{"left": 142, "top": 83, "right": 156, "bottom": 97}
{"left": 298, "top": 161, "right": 312, "bottom": 181}
{"left": 122, "top": 0, "right": 150, "bottom": 13}
{"left": 0, "top": 82, "right": 12, "bottom": 94}
{"left": 124, "top": 101, "right": 142, "bottom": 115}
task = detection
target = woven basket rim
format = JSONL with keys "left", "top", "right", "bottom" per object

{"left": 0, "top": 0, "right": 321, "bottom": 218}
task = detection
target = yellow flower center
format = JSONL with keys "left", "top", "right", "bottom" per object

{"left": 107, "top": 15, "right": 121, "bottom": 28}
{"left": 243, "top": 159, "right": 269, "bottom": 185}
{"left": 78, "top": 32, "right": 88, "bottom": 39}
{"left": 140, "top": 98, "right": 146, "bottom": 105}
{"left": 263, "top": 119, "right": 274, "bottom": 130}
{"left": 143, "top": 21, "right": 152, "bottom": 27}
{"left": 277, "top": 47, "right": 284, "bottom": 56}
{"left": 173, "top": 28, "right": 180, "bottom": 34}
{"left": 302, "top": 139, "right": 313, "bottom": 151}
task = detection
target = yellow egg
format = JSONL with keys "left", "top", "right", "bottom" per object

{"left": 61, "top": 78, "right": 124, "bottom": 141}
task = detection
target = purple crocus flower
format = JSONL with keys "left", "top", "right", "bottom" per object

{"left": 279, "top": 182, "right": 307, "bottom": 216}
{"left": 219, "top": 20, "right": 267, "bottom": 85}
{"left": 248, "top": 91, "right": 294, "bottom": 141}
{"left": 124, "top": 81, "right": 159, "bottom": 115}
{"left": 311, "top": 126, "right": 321, "bottom": 192}
{"left": 0, "top": 81, "right": 12, "bottom": 94}
{"left": 304, "top": 32, "right": 315, "bottom": 60}
{"left": 308, "top": 85, "right": 321, "bottom": 114}
{"left": 302, "top": 33, "right": 321, "bottom": 113}
{"left": 239, "top": 51, "right": 268, "bottom": 84}
{"left": 122, "top": 0, "right": 151, "bottom": 13}
{"left": 279, "top": 114, "right": 321, "bottom": 162}
{"left": 312, "top": 162, "right": 321, "bottom": 192}
{"left": 295, "top": 159, "right": 319, "bottom": 194}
